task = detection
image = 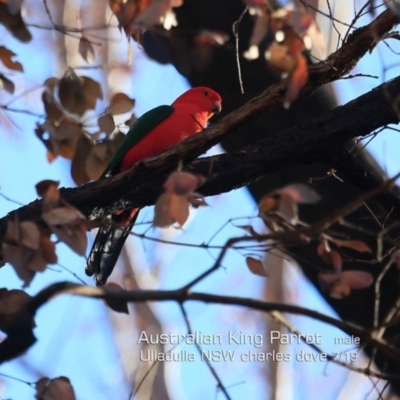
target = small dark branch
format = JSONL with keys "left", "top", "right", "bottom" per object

{"left": 3, "top": 281, "right": 400, "bottom": 372}
{"left": 179, "top": 305, "right": 232, "bottom": 400}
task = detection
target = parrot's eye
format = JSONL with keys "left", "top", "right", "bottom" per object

{"left": 202, "top": 91, "right": 209, "bottom": 97}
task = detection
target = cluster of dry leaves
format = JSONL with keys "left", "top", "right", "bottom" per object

{"left": 0, "top": 46, "right": 23, "bottom": 94}
{"left": 154, "top": 171, "right": 207, "bottom": 227}
{"left": 36, "top": 67, "right": 136, "bottom": 186}
{"left": 109, "top": 0, "right": 183, "bottom": 35}
{"left": 243, "top": 1, "right": 312, "bottom": 106}
{"left": 2, "top": 180, "right": 90, "bottom": 287}
{"left": 1, "top": 170, "right": 206, "bottom": 289}
{"left": 245, "top": 183, "right": 374, "bottom": 299}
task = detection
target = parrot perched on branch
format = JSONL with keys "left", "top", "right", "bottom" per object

{"left": 86, "top": 87, "right": 222, "bottom": 285}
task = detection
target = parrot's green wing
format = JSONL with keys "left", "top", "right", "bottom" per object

{"left": 101, "top": 105, "right": 174, "bottom": 178}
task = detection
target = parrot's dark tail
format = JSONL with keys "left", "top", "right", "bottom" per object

{"left": 86, "top": 208, "right": 139, "bottom": 285}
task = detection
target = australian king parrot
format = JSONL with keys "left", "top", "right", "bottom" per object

{"left": 86, "top": 87, "right": 222, "bottom": 285}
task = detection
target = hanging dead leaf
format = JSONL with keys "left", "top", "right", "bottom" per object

{"left": 103, "top": 283, "right": 129, "bottom": 314}
{"left": 153, "top": 193, "right": 177, "bottom": 227}
{"left": 40, "top": 118, "right": 82, "bottom": 141}
{"left": 280, "top": 183, "right": 321, "bottom": 204}
{"left": 0, "top": 74, "right": 15, "bottom": 93}
{"left": 259, "top": 196, "right": 279, "bottom": 213}
{"left": 81, "top": 76, "right": 103, "bottom": 110}
{"left": 35, "top": 376, "right": 76, "bottom": 400}
{"left": 98, "top": 113, "right": 115, "bottom": 134}
{"left": 1, "top": 220, "right": 56, "bottom": 286}
{"left": 326, "top": 237, "right": 372, "bottom": 254}
{"left": 0, "top": 3, "right": 31, "bottom": 42}
{"left": 340, "top": 270, "right": 374, "bottom": 289}
{"left": 285, "top": 54, "right": 308, "bottom": 107}
{"left": 317, "top": 241, "right": 343, "bottom": 273}
{"left": 51, "top": 222, "right": 88, "bottom": 256}
{"left": 78, "top": 37, "right": 95, "bottom": 63}
{"left": 163, "top": 171, "right": 198, "bottom": 195}
{"left": 0, "top": 46, "right": 23, "bottom": 71}
{"left": 319, "top": 271, "right": 373, "bottom": 299}
{"left": 37, "top": 180, "right": 88, "bottom": 256}
{"left": 58, "top": 68, "right": 85, "bottom": 115}
{"left": 266, "top": 43, "right": 297, "bottom": 74}
{"left": 42, "top": 207, "right": 86, "bottom": 226}
{"left": 36, "top": 180, "right": 60, "bottom": 198}
{"left": 58, "top": 68, "right": 103, "bottom": 116}
{"left": 85, "top": 132, "right": 125, "bottom": 181}
{"left": 109, "top": 92, "right": 135, "bottom": 115}
{"left": 169, "top": 194, "right": 190, "bottom": 226}
{"left": 124, "top": 113, "right": 137, "bottom": 127}
{"left": 245, "top": 256, "right": 267, "bottom": 277}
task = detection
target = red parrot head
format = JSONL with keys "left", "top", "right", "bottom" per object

{"left": 173, "top": 86, "right": 222, "bottom": 118}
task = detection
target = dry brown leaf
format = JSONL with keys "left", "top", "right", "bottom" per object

{"left": 0, "top": 3, "right": 32, "bottom": 42}
{"left": 85, "top": 132, "right": 125, "bottom": 181}
{"left": 2, "top": 220, "right": 52, "bottom": 286}
{"left": 58, "top": 68, "right": 86, "bottom": 115}
{"left": 42, "top": 207, "right": 85, "bottom": 226}
{"left": 317, "top": 241, "right": 343, "bottom": 272}
{"left": 153, "top": 193, "right": 175, "bottom": 227}
{"left": 37, "top": 180, "right": 88, "bottom": 256}
{"left": 258, "top": 196, "right": 279, "bottom": 213}
{"left": 78, "top": 37, "right": 95, "bottom": 63}
{"left": 169, "top": 194, "right": 190, "bottom": 226}
{"left": 280, "top": 183, "right": 321, "bottom": 204}
{"left": 98, "top": 113, "right": 115, "bottom": 134}
{"left": 81, "top": 76, "right": 103, "bottom": 110}
{"left": 35, "top": 376, "right": 76, "bottom": 400}
{"left": 319, "top": 271, "right": 373, "bottom": 299}
{"left": 36, "top": 180, "right": 60, "bottom": 198}
{"left": 52, "top": 223, "right": 88, "bottom": 256}
{"left": 58, "top": 68, "right": 102, "bottom": 116}
{"left": 124, "top": 113, "right": 137, "bottom": 127}
{"left": 328, "top": 238, "right": 372, "bottom": 254}
{"left": 163, "top": 171, "right": 198, "bottom": 195}
{"left": 285, "top": 54, "right": 308, "bottom": 107}
{"left": 245, "top": 256, "right": 267, "bottom": 277}
{"left": 266, "top": 43, "right": 297, "bottom": 73}
{"left": 0, "top": 46, "right": 23, "bottom": 71}
{"left": 103, "top": 283, "right": 129, "bottom": 314}
{"left": 109, "top": 92, "right": 135, "bottom": 115}
{"left": 0, "top": 74, "right": 15, "bottom": 93}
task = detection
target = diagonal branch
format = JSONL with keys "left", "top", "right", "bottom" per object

{"left": 0, "top": 9, "right": 398, "bottom": 260}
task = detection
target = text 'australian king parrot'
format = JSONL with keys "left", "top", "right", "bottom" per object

{"left": 86, "top": 87, "right": 222, "bottom": 285}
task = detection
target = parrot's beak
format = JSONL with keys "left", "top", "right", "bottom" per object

{"left": 212, "top": 101, "right": 222, "bottom": 115}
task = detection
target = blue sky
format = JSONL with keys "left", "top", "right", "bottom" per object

{"left": 0, "top": 2, "right": 398, "bottom": 399}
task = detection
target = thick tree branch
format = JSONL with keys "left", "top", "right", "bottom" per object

{"left": 0, "top": 9, "right": 398, "bottom": 260}
{"left": 1, "top": 72, "right": 399, "bottom": 233}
